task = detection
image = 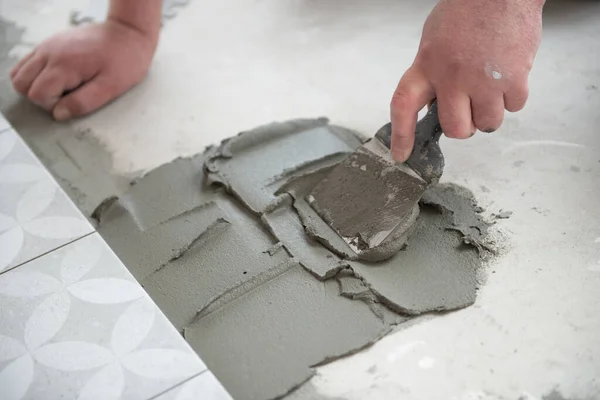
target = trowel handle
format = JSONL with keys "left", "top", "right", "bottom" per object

{"left": 374, "top": 100, "right": 444, "bottom": 183}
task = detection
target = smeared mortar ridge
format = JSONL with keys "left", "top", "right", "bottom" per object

{"left": 90, "top": 195, "right": 119, "bottom": 225}
{"left": 153, "top": 217, "right": 230, "bottom": 275}
{"left": 266, "top": 152, "right": 351, "bottom": 187}
{"left": 262, "top": 194, "right": 293, "bottom": 215}
{"left": 297, "top": 261, "right": 346, "bottom": 282}
{"left": 155, "top": 201, "right": 219, "bottom": 229}
{"left": 191, "top": 259, "right": 298, "bottom": 322}
{"left": 263, "top": 242, "right": 287, "bottom": 257}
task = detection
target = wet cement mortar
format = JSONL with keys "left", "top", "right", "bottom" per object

{"left": 1, "top": 17, "right": 497, "bottom": 400}
{"left": 93, "top": 119, "right": 496, "bottom": 400}
{"left": 0, "top": 17, "right": 136, "bottom": 218}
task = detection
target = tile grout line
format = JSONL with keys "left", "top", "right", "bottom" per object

{"left": 145, "top": 370, "right": 209, "bottom": 400}
{"left": 0, "top": 231, "right": 96, "bottom": 277}
{"left": 0, "top": 124, "right": 98, "bottom": 276}
{"left": 2, "top": 116, "right": 226, "bottom": 398}
{"left": 3, "top": 116, "right": 228, "bottom": 398}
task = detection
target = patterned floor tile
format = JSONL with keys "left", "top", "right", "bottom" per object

{"left": 154, "top": 372, "right": 233, "bottom": 400}
{"left": 0, "top": 233, "right": 206, "bottom": 400}
{"left": 0, "top": 128, "right": 94, "bottom": 274}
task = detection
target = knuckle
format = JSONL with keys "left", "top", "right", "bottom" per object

{"left": 417, "top": 42, "right": 450, "bottom": 68}
{"left": 27, "top": 86, "right": 46, "bottom": 103}
{"left": 391, "top": 88, "right": 415, "bottom": 111}
{"left": 444, "top": 59, "right": 462, "bottom": 77}
{"left": 417, "top": 42, "right": 435, "bottom": 62}
{"left": 521, "top": 57, "right": 535, "bottom": 73}
{"left": 442, "top": 120, "right": 470, "bottom": 139}
{"left": 12, "top": 77, "right": 30, "bottom": 95}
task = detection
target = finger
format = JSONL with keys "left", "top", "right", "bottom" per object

{"left": 52, "top": 74, "right": 117, "bottom": 121}
{"left": 390, "top": 66, "right": 434, "bottom": 162}
{"left": 28, "top": 68, "right": 68, "bottom": 110}
{"left": 504, "top": 82, "right": 529, "bottom": 112}
{"left": 11, "top": 55, "right": 47, "bottom": 95}
{"left": 436, "top": 90, "right": 475, "bottom": 139}
{"left": 471, "top": 95, "right": 505, "bottom": 133}
{"left": 28, "top": 67, "right": 84, "bottom": 111}
{"left": 10, "top": 51, "right": 35, "bottom": 79}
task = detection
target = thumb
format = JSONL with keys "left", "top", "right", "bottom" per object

{"left": 390, "top": 66, "right": 434, "bottom": 162}
{"left": 52, "top": 75, "right": 118, "bottom": 121}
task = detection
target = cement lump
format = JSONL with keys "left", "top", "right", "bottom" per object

{"left": 95, "top": 118, "right": 493, "bottom": 400}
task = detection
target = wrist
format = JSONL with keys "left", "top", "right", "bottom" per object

{"left": 106, "top": 15, "right": 160, "bottom": 49}
{"left": 107, "top": 0, "right": 161, "bottom": 47}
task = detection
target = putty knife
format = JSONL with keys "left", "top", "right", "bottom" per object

{"left": 306, "top": 101, "right": 444, "bottom": 256}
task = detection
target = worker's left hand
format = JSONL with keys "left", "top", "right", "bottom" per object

{"left": 10, "top": 19, "right": 157, "bottom": 121}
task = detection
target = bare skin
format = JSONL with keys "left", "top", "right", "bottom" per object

{"left": 10, "top": 0, "right": 161, "bottom": 121}
{"left": 391, "top": 0, "right": 545, "bottom": 161}
{"left": 11, "top": 0, "right": 544, "bottom": 161}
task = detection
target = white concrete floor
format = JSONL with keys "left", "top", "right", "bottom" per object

{"left": 1, "top": 0, "right": 600, "bottom": 399}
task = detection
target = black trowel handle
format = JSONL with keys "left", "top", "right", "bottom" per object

{"left": 374, "top": 100, "right": 444, "bottom": 184}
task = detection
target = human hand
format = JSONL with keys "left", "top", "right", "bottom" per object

{"left": 390, "top": 0, "right": 544, "bottom": 161}
{"left": 10, "top": 19, "right": 158, "bottom": 121}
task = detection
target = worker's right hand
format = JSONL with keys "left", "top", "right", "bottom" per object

{"left": 10, "top": 19, "right": 158, "bottom": 121}
{"left": 390, "top": 0, "right": 544, "bottom": 162}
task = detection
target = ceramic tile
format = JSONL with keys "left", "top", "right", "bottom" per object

{"left": 0, "top": 233, "right": 206, "bottom": 400}
{"left": 0, "top": 128, "right": 94, "bottom": 273}
{"left": 0, "top": 113, "right": 10, "bottom": 133}
{"left": 154, "top": 372, "right": 233, "bottom": 400}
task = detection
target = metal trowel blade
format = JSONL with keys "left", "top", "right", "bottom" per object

{"left": 306, "top": 138, "right": 427, "bottom": 255}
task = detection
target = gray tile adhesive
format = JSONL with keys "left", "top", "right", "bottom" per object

{"left": 93, "top": 118, "right": 495, "bottom": 400}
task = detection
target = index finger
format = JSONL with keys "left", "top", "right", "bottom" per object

{"left": 390, "top": 66, "right": 434, "bottom": 162}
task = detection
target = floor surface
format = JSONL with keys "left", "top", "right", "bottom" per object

{"left": 0, "top": 115, "right": 232, "bottom": 400}
{"left": 1, "top": 0, "right": 599, "bottom": 399}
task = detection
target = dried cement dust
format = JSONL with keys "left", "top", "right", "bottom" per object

{"left": 94, "top": 118, "right": 495, "bottom": 400}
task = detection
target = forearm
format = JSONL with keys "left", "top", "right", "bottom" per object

{"left": 107, "top": 0, "right": 162, "bottom": 45}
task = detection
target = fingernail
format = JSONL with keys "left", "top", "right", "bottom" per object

{"left": 53, "top": 106, "right": 71, "bottom": 121}
{"left": 393, "top": 146, "right": 411, "bottom": 163}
